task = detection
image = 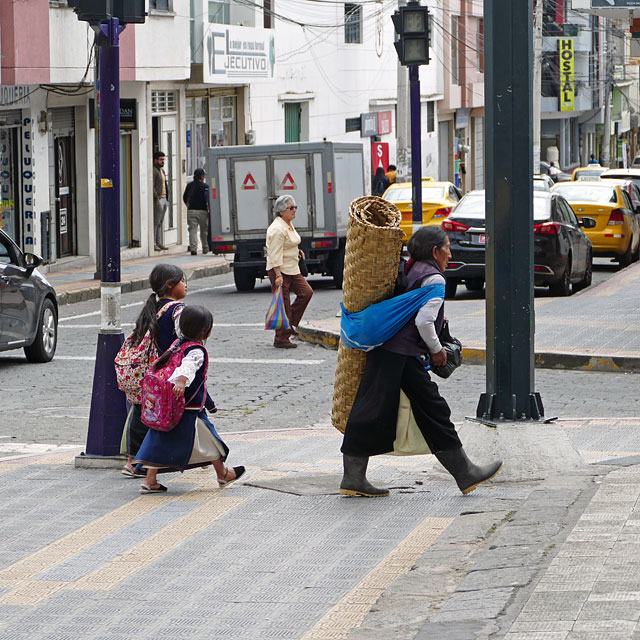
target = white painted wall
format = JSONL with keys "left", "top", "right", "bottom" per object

{"left": 49, "top": 8, "right": 94, "bottom": 84}
{"left": 136, "top": 1, "right": 191, "bottom": 81}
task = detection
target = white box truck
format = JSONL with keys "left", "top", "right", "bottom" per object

{"left": 206, "top": 141, "right": 364, "bottom": 291}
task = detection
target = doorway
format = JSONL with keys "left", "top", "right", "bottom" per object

{"left": 54, "top": 135, "right": 76, "bottom": 257}
{"left": 152, "top": 115, "right": 178, "bottom": 247}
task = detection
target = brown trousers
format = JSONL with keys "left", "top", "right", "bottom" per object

{"left": 268, "top": 270, "right": 313, "bottom": 343}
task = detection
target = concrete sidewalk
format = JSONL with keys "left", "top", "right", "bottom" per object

{"left": 1, "top": 418, "right": 640, "bottom": 639}
{"left": 298, "top": 260, "right": 640, "bottom": 374}
{"left": 46, "top": 250, "right": 232, "bottom": 306}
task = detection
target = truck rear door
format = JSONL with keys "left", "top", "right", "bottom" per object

{"left": 232, "top": 158, "right": 270, "bottom": 234}
{"left": 272, "top": 156, "right": 312, "bottom": 232}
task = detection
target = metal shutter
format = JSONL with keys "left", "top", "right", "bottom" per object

{"left": 51, "top": 107, "right": 75, "bottom": 135}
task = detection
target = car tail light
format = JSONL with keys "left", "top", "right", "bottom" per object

{"left": 432, "top": 207, "right": 452, "bottom": 218}
{"left": 533, "top": 221, "right": 561, "bottom": 235}
{"left": 442, "top": 219, "right": 469, "bottom": 232}
{"left": 447, "top": 262, "right": 463, "bottom": 269}
{"left": 607, "top": 209, "right": 625, "bottom": 225}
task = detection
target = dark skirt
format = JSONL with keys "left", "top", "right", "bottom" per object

{"left": 124, "top": 404, "right": 148, "bottom": 458}
{"left": 134, "top": 409, "right": 229, "bottom": 473}
{"left": 341, "top": 348, "right": 462, "bottom": 457}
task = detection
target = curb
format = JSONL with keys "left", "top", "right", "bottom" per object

{"left": 55, "top": 262, "right": 231, "bottom": 306}
{"left": 298, "top": 326, "right": 640, "bottom": 374}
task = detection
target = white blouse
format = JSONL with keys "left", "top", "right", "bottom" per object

{"left": 414, "top": 273, "right": 445, "bottom": 354}
{"left": 168, "top": 347, "right": 205, "bottom": 385}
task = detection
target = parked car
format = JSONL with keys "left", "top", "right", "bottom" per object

{"left": 441, "top": 190, "right": 594, "bottom": 298}
{"left": 571, "top": 165, "right": 608, "bottom": 181}
{"left": 534, "top": 174, "right": 554, "bottom": 191}
{"left": 552, "top": 181, "right": 640, "bottom": 267}
{"left": 383, "top": 179, "right": 461, "bottom": 243}
{"left": 631, "top": 156, "right": 640, "bottom": 168}
{"left": 600, "top": 167, "right": 640, "bottom": 193}
{"left": 540, "top": 160, "right": 571, "bottom": 182}
{"left": 0, "top": 229, "right": 58, "bottom": 362}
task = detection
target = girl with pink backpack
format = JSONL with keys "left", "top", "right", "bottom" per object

{"left": 133, "top": 305, "right": 245, "bottom": 494}
{"left": 118, "top": 264, "right": 187, "bottom": 478}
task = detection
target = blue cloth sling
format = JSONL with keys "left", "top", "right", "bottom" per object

{"left": 339, "top": 282, "right": 445, "bottom": 352}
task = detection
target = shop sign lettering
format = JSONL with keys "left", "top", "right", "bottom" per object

{"left": 22, "top": 117, "right": 35, "bottom": 247}
{"left": 559, "top": 39, "right": 575, "bottom": 112}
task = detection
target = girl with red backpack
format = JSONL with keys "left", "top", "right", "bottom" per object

{"left": 134, "top": 305, "right": 245, "bottom": 494}
{"left": 119, "top": 264, "right": 187, "bottom": 477}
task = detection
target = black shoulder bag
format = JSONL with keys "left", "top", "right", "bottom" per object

{"left": 430, "top": 319, "right": 463, "bottom": 379}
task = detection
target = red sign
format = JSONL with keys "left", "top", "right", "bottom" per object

{"left": 242, "top": 173, "right": 257, "bottom": 190}
{"left": 377, "top": 110, "right": 393, "bottom": 136}
{"left": 371, "top": 142, "right": 389, "bottom": 175}
{"left": 281, "top": 172, "right": 296, "bottom": 190}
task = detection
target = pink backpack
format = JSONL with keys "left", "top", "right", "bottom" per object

{"left": 114, "top": 301, "right": 181, "bottom": 404}
{"left": 140, "top": 340, "right": 208, "bottom": 432}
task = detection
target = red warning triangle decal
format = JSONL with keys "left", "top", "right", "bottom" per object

{"left": 281, "top": 172, "right": 296, "bottom": 190}
{"left": 242, "top": 173, "right": 257, "bottom": 190}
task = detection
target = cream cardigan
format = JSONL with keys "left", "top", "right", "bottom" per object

{"left": 265, "top": 215, "right": 301, "bottom": 275}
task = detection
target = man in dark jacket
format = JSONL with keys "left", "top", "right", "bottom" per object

{"left": 183, "top": 168, "right": 210, "bottom": 255}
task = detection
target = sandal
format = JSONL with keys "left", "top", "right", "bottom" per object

{"left": 140, "top": 483, "right": 167, "bottom": 494}
{"left": 122, "top": 464, "right": 146, "bottom": 478}
{"left": 218, "top": 466, "right": 246, "bottom": 487}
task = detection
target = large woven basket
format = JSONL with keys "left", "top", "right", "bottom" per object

{"left": 331, "top": 196, "right": 404, "bottom": 433}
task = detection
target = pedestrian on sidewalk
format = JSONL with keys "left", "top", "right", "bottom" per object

{"left": 134, "top": 305, "right": 245, "bottom": 493}
{"left": 266, "top": 195, "right": 313, "bottom": 349}
{"left": 153, "top": 151, "right": 169, "bottom": 251}
{"left": 183, "top": 168, "right": 210, "bottom": 256}
{"left": 120, "top": 264, "right": 188, "bottom": 477}
{"left": 339, "top": 226, "right": 503, "bottom": 498}
{"left": 372, "top": 167, "right": 390, "bottom": 197}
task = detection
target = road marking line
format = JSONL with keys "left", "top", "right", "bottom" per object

{"left": 54, "top": 356, "right": 325, "bottom": 364}
{"left": 301, "top": 516, "right": 453, "bottom": 639}
{"left": 0, "top": 476, "right": 247, "bottom": 606}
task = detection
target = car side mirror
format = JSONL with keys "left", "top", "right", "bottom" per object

{"left": 578, "top": 217, "right": 596, "bottom": 229}
{"left": 22, "top": 252, "right": 43, "bottom": 275}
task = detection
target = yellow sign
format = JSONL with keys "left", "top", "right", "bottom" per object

{"left": 559, "top": 39, "right": 575, "bottom": 112}
{"left": 101, "top": 178, "right": 113, "bottom": 188}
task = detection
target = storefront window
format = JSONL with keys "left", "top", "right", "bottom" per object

{"left": 0, "top": 128, "right": 19, "bottom": 243}
{"left": 209, "top": 96, "right": 237, "bottom": 147}
{"left": 186, "top": 97, "right": 209, "bottom": 176}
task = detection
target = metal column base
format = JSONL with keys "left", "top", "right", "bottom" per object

{"left": 476, "top": 392, "right": 544, "bottom": 421}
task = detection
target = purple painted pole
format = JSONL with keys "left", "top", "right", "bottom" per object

{"left": 85, "top": 17, "right": 128, "bottom": 457}
{"left": 409, "top": 65, "right": 422, "bottom": 235}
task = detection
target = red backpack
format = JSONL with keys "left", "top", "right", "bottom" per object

{"left": 140, "top": 340, "right": 208, "bottom": 432}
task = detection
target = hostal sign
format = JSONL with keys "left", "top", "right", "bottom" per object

{"left": 205, "top": 25, "right": 275, "bottom": 84}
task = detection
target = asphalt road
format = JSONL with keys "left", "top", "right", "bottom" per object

{"left": 1, "top": 261, "right": 638, "bottom": 448}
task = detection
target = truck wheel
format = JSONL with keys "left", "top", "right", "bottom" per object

{"left": 331, "top": 245, "right": 345, "bottom": 289}
{"left": 233, "top": 267, "right": 256, "bottom": 292}
{"left": 445, "top": 280, "right": 458, "bottom": 299}
{"left": 465, "top": 278, "right": 484, "bottom": 292}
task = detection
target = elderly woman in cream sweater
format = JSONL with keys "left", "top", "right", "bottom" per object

{"left": 265, "top": 195, "right": 313, "bottom": 348}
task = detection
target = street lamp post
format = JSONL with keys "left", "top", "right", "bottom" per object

{"left": 85, "top": 15, "right": 127, "bottom": 458}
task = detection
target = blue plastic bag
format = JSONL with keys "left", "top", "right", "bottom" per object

{"left": 340, "top": 283, "right": 445, "bottom": 351}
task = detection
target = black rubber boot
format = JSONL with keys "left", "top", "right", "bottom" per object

{"left": 340, "top": 454, "right": 389, "bottom": 497}
{"left": 434, "top": 447, "right": 503, "bottom": 495}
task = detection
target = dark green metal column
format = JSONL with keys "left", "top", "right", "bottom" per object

{"left": 476, "top": 0, "right": 543, "bottom": 421}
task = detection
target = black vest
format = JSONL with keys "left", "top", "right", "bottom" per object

{"left": 381, "top": 261, "right": 445, "bottom": 357}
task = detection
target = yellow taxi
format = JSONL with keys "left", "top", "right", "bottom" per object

{"left": 383, "top": 179, "right": 462, "bottom": 242}
{"left": 552, "top": 180, "right": 640, "bottom": 267}
{"left": 571, "top": 165, "right": 608, "bottom": 181}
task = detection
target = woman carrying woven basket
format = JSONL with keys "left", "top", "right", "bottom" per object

{"left": 266, "top": 195, "right": 313, "bottom": 348}
{"left": 340, "top": 226, "right": 503, "bottom": 497}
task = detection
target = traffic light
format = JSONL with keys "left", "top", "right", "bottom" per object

{"left": 391, "top": 3, "right": 431, "bottom": 66}
{"left": 69, "top": 0, "right": 146, "bottom": 25}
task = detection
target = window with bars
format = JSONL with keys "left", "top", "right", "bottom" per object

{"left": 344, "top": 4, "right": 362, "bottom": 44}
{"left": 451, "top": 16, "right": 460, "bottom": 85}
{"left": 427, "top": 102, "right": 435, "bottom": 133}
{"left": 151, "top": 91, "right": 178, "bottom": 114}
{"left": 264, "top": 0, "right": 274, "bottom": 29}
{"left": 477, "top": 19, "right": 484, "bottom": 73}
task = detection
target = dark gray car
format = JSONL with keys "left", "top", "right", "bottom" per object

{"left": 0, "top": 229, "right": 58, "bottom": 362}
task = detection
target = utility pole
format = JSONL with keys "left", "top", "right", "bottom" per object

{"left": 533, "top": 0, "right": 543, "bottom": 174}
{"left": 70, "top": 1, "right": 146, "bottom": 463}
{"left": 409, "top": 66, "right": 422, "bottom": 235}
{"left": 602, "top": 22, "right": 612, "bottom": 167}
{"left": 477, "top": 0, "right": 543, "bottom": 421}
{"left": 396, "top": 61, "right": 411, "bottom": 181}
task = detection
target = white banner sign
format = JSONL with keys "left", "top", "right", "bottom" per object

{"left": 205, "top": 26, "right": 275, "bottom": 83}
